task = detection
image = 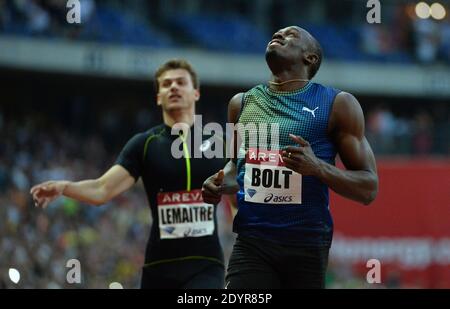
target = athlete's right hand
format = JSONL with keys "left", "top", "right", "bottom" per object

{"left": 202, "top": 170, "right": 225, "bottom": 205}
{"left": 30, "top": 181, "right": 69, "bottom": 209}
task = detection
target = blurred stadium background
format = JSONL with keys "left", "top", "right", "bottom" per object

{"left": 0, "top": 0, "right": 449, "bottom": 288}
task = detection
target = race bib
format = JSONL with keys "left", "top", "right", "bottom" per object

{"left": 157, "top": 189, "right": 215, "bottom": 239}
{"left": 244, "top": 148, "right": 302, "bottom": 204}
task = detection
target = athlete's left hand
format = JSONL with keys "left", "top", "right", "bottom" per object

{"left": 281, "top": 134, "right": 322, "bottom": 176}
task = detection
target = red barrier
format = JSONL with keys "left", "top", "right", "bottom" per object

{"left": 330, "top": 159, "right": 450, "bottom": 288}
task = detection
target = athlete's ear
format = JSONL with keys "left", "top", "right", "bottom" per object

{"left": 156, "top": 93, "right": 162, "bottom": 106}
{"left": 194, "top": 89, "right": 200, "bottom": 102}
{"left": 304, "top": 52, "right": 318, "bottom": 67}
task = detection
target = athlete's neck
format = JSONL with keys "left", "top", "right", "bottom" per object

{"left": 163, "top": 110, "right": 195, "bottom": 128}
{"left": 269, "top": 73, "right": 309, "bottom": 92}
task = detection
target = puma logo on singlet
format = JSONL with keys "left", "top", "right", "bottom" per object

{"left": 302, "top": 106, "right": 319, "bottom": 118}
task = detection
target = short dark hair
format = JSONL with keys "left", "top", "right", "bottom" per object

{"left": 154, "top": 59, "right": 199, "bottom": 92}
{"left": 308, "top": 37, "right": 323, "bottom": 80}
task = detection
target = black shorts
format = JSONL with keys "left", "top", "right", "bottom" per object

{"left": 226, "top": 236, "right": 329, "bottom": 289}
{"left": 141, "top": 258, "right": 225, "bottom": 289}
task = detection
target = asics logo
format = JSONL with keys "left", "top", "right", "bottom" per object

{"left": 302, "top": 106, "right": 319, "bottom": 118}
{"left": 264, "top": 193, "right": 293, "bottom": 203}
{"left": 264, "top": 193, "right": 274, "bottom": 203}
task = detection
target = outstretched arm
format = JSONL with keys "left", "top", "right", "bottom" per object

{"left": 30, "top": 165, "right": 135, "bottom": 208}
{"left": 282, "top": 92, "right": 378, "bottom": 205}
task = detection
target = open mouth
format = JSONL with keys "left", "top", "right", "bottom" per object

{"left": 169, "top": 94, "right": 182, "bottom": 100}
{"left": 269, "top": 39, "right": 285, "bottom": 46}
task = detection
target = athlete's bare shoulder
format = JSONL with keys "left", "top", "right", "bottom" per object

{"left": 328, "top": 91, "right": 365, "bottom": 138}
{"left": 228, "top": 93, "right": 244, "bottom": 124}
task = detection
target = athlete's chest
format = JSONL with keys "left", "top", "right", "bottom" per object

{"left": 143, "top": 136, "right": 224, "bottom": 188}
{"left": 239, "top": 97, "right": 328, "bottom": 148}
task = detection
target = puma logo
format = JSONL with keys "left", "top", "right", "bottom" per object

{"left": 302, "top": 106, "right": 319, "bottom": 118}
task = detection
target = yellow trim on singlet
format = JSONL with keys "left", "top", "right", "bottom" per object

{"left": 141, "top": 129, "right": 223, "bottom": 268}
{"left": 143, "top": 256, "right": 224, "bottom": 268}
{"left": 143, "top": 127, "right": 166, "bottom": 161}
{"left": 180, "top": 133, "right": 191, "bottom": 192}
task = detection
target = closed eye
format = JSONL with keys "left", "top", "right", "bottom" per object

{"left": 287, "top": 31, "right": 299, "bottom": 38}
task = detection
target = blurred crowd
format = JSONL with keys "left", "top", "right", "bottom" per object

{"left": 1, "top": 0, "right": 450, "bottom": 63}
{"left": 0, "top": 0, "right": 96, "bottom": 35}
{"left": 366, "top": 103, "right": 450, "bottom": 156}
{"left": 0, "top": 113, "right": 146, "bottom": 288}
{"left": 0, "top": 111, "right": 234, "bottom": 288}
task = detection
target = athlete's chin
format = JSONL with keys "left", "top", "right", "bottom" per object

{"left": 265, "top": 46, "right": 276, "bottom": 55}
{"left": 164, "top": 103, "right": 189, "bottom": 112}
{"left": 265, "top": 48, "right": 282, "bottom": 63}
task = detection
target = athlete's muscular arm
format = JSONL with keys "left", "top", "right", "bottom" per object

{"left": 30, "top": 165, "right": 135, "bottom": 208}
{"left": 282, "top": 92, "right": 378, "bottom": 205}
{"left": 202, "top": 93, "right": 242, "bottom": 204}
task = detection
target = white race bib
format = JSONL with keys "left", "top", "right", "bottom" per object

{"left": 157, "top": 189, "right": 215, "bottom": 239}
{"left": 244, "top": 148, "right": 302, "bottom": 204}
